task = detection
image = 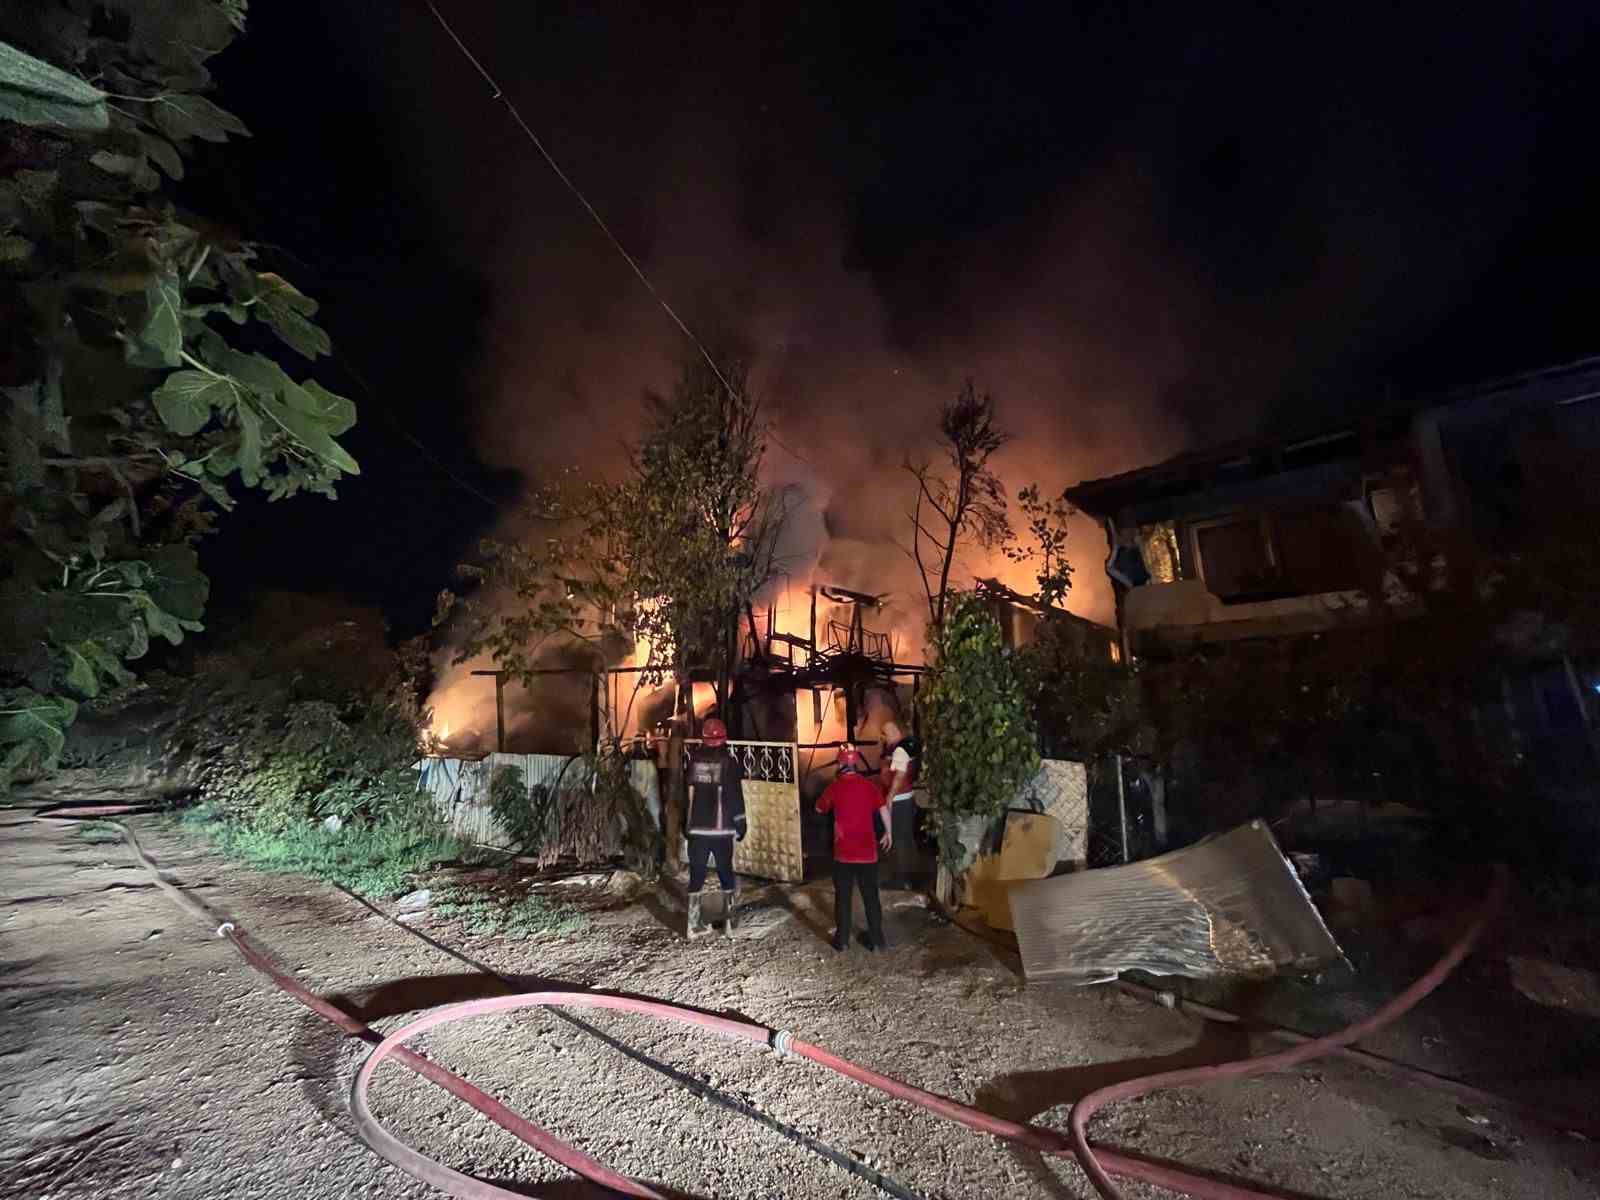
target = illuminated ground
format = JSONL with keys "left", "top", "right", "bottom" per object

{"left": 2, "top": 811, "right": 1596, "bottom": 1199}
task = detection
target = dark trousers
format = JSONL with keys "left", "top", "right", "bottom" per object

{"left": 833, "top": 861, "right": 884, "bottom": 946}
{"left": 889, "top": 799, "right": 919, "bottom": 885}
{"left": 687, "top": 834, "right": 736, "bottom": 892}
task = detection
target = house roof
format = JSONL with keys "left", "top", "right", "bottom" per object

{"left": 1064, "top": 355, "right": 1600, "bottom": 518}
{"left": 974, "top": 578, "right": 1115, "bottom": 633}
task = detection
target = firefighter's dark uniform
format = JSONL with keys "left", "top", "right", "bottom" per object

{"left": 685, "top": 744, "right": 746, "bottom": 936}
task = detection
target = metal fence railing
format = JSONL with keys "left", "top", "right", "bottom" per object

{"left": 678, "top": 738, "right": 797, "bottom": 784}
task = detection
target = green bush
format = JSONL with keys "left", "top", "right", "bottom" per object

{"left": 487, "top": 764, "right": 559, "bottom": 855}
{"left": 149, "top": 605, "right": 462, "bottom": 894}
{"left": 184, "top": 691, "right": 420, "bottom": 832}
{"left": 161, "top": 619, "right": 430, "bottom": 832}
{"left": 921, "top": 594, "right": 1041, "bottom": 873}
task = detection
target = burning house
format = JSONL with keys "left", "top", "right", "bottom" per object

{"left": 730, "top": 584, "right": 924, "bottom": 748}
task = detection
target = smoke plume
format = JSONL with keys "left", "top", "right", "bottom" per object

{"left": 396, "top": 5, "right": 1548, "bottom": 746}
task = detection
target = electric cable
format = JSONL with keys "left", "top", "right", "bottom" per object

{"left": 421, "top": 1, "right": 812, "bottom": 468}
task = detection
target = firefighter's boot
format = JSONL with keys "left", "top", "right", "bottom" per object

{"left": 720, "top": 888, "right": 739, "bottom": 936}
{"left": 686, "top": 891, "right": 709, "bottom": 940}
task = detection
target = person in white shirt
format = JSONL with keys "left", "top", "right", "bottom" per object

{"left": 876, "top": 720, "right": 922, "bottom": 889}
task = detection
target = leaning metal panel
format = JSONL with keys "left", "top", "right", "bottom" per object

{"left": 1008, "top": 820, "right": 1344, "bottom": 985}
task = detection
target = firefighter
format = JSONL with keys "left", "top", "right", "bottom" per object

{"left": 816, "top": 744, "right": 890, "bottom": 952}
{"left": 684, "top": 717, "right": 746, "bottom": 939}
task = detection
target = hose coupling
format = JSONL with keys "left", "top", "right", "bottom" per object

{"left": 770, "top": 1029, "right": 796, "bottom": 1057}
{"left": 216, "top": 921, "right": 236, "bottom": 938}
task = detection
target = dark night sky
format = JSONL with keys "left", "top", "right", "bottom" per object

{"left": 191, "top": 1, "right": 1600, "bottom": 634}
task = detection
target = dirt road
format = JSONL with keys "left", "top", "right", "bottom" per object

{"left": 2, "top": 810, "right": 1595, "bottom": 1199}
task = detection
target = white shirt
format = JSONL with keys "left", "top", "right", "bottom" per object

{"left": 888, "top": 745, "right": 914, "bottom": 803}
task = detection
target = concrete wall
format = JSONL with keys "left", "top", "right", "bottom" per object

{"left": 1124, "top": 578, "right": 1370, "bottom": 649}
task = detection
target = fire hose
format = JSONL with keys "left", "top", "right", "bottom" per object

{"left": 43, "top": 805, "right": 1508, "bottom": 1200}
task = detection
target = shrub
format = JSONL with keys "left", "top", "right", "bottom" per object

{"left": 187, "top": 803, "right": 465, "bottom": 899}
{"left": 156, "top": 612, "right": 430, "bottom": 832}
{"left": 487, "top": 751, "right": 661, "bottom": 873}
{"left": 921, "top": 594, "right": 1040, "bottom": 873}
{"left": 488, "top": 763, "right": 560, "bottom": 855}
{"left": 137, "top": 601, "right": 469, "bottom": 893}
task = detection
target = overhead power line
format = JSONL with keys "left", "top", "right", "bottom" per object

{"left": 330, "top": 352, "right": 501, "bottom": 512}
{"left": 422, "top": 1, "right": 811, "bottom": 467}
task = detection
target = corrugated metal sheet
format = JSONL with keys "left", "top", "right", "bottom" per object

{"left": 416, "top": 753, "right": 591, "bottom": 849}
{"left": 1008, "top": 820, "right": 1343, "bottom": 985}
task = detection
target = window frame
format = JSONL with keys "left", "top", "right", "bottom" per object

{"left": 1188, "top": 512, "right": 1279, "bottom": 601}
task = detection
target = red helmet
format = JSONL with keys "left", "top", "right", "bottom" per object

{"left": 701, "top": 718, "right": 728, "bottom": 747}
{"left": 836, "top": 744, "right": 865, "bottom": 773}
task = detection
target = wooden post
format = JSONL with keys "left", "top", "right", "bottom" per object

{"left": 589, "top": 672, "right": 600, "bottom": 750}
{"left": 745, "top": 604, "right": 762, "bottom": 659}
{"left": 494, "top": 673, "right": 506, "bottom": 753}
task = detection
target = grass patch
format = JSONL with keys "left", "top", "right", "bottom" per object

{"left": 75, "top": 820, "right": 124, "bottom": 845}
{"left": 431, "top": 884, "right": 585, "bottom": 939}
{"left": 184, "top": 804, "right": 469, "bottom": 900}
{"left": 175, "top": 801, "right": 583, "bottom": 935}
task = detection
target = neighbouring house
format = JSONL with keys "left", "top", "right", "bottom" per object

{"left": 1066, "top": 356, "right": 1600, "bottom": 651}
{"left": 973, "top": 577, "right": 1121, "bottom": 661}
{"left": 1064, "top": 357, "right": 1600, "bottom": 854}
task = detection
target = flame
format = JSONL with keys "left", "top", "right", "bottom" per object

{"left": 423, "top": 540, "right": 1072, "bottom": 756}
{"left": 621, "top": 595, "right": 666, "bottom": 671}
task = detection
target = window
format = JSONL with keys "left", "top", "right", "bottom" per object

{"left": 1273, "top": 505, "right": 1370, "bottom": 595}
{"left": 1192, "top": 516, "right": 1276, "bottom": 600}
{"left": 1191, "top": 505, "right": 1371, "bottom": 601}
{"left": 1136, "top": 522, "right": 1181, "bottom": 583}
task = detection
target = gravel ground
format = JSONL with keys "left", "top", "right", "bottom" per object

{"left": 2, "top": 809, "right": 1596, "bottom": 1200}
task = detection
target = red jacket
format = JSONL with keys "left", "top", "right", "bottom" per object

{"left": 817, "top": 772, "right": 885, "bottom": 864}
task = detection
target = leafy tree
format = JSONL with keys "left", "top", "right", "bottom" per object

{"left": 0, "top": 4, "right": 360, "bottom": 787}
{"left": 905, "top": 380, "right": 1011, "bottom": 631}
{"left": 920, "top": 593, "right": 1040, "bottom": 873}
{"left": 445, "top": 354, "right": 793, "bottom": 729}
{"left": 995, "top": 481, "right": 1130, "bottom": 763}
{"left": 1003, "top": 483, "right": 1075, "bottom": 611}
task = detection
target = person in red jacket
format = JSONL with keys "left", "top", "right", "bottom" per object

{"left": 816, "top": 744, "right": 891, "bottom": 952}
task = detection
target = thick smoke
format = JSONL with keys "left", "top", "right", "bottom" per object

{"left": 419, "top": 97, "right": 1223, "bottom": 748}
{"left": 360, "top": 3, "right": 1574, "bottom": 748}
{"left": 462, "top": 140, "right": 1205, "bottom": 623}
{"left": 425, "top": 146, "right": 1200, "bottom": 747}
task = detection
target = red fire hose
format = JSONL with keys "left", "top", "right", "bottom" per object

{"left": 1067, "top": 864, "right": 1510, "bottom": 1200}
{"left": 43, "top": 806, "right": 1509, "bottom": 1200}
